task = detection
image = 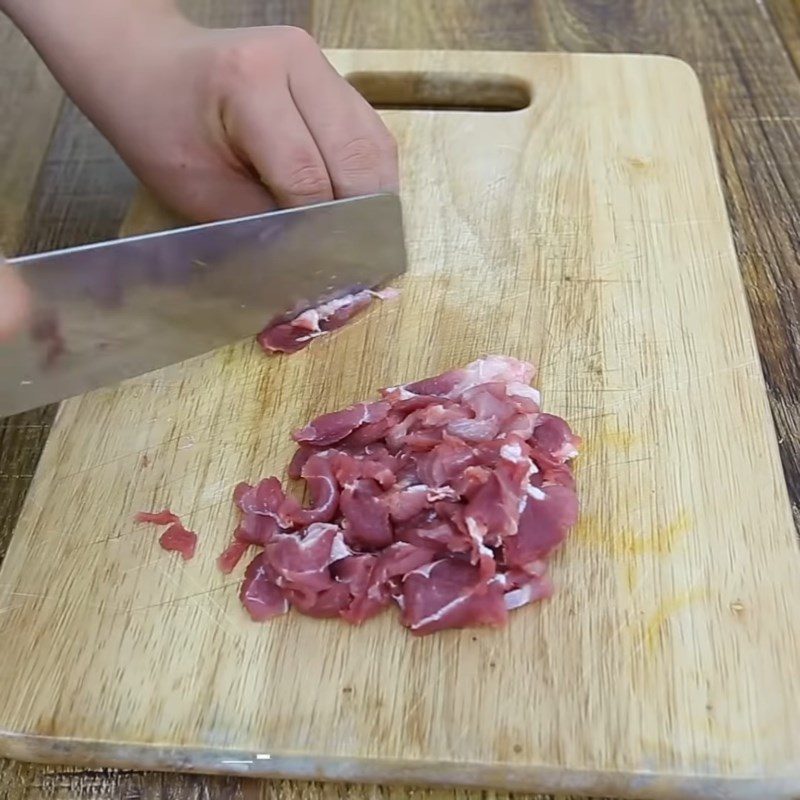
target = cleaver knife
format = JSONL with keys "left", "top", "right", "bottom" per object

{"left": 0, "top": 193, "right": 406, "bottom": 418}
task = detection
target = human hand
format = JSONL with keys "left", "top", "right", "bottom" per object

{"left": 2, "top": 1, "right": 398, "bottom": 222}
{"left": 0, "top": 258, "right": 30, "bottom": 342}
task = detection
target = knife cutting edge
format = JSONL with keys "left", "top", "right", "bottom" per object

{"left": 0, "top": 193, "right": 407, "bottom": 417}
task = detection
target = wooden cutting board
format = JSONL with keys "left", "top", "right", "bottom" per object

{"left": 1, "top": 50, "right": 799, "bottom": 800}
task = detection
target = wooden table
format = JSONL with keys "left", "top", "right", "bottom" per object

{"left": 1, "top": 1, "right": 798, "bottom": 798}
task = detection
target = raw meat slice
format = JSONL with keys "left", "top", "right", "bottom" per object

{"left": 258, "top": 288, "right": 398, "bottom": 355}
{"left": 235, "top": 477, "right": 285, "bottom": 517}
{"left": 158, "top": 522, "right": 197, "bottom": 560}
{"left": 531, "top": 413, "right": 581, "bottom": 462}
{"left": 135, "top": 509, "right": 180, "bottom": 526}
{"left": 233, "top": 513, "right": 278, "bottom": 547}
{"left": 263, "top": 523, "right": 349, "bottom": 604}
{"left": 135, "top": 509, "right": 197, "bottom": 560}
{"left": 293, "top": 401, "right": 390, "bottom": 447}
{"left": 502, "top": 573, "right": 554, "bottom": 611}
{"left": 218, "top": 540, "right": 250, "bottom": 574}
{"left": 504, "top": 484, "right": 580, "bottom": 567}
{"left": 340, "top": 478, "right": 394, "bottom": 550}
{"left": 257, "top": 291, "right": 372, "bottom": 354}
{"left": 279, "top": 454, "right": 339, "bottom": 525}
{"left": 401, "top": 559, "right": 508, "bottom": 635}
{"left": 221, "top": 355, "right": 581, "bottom": 635}
{"left": 240, "top": 555, "right": 289, "bottom": 621}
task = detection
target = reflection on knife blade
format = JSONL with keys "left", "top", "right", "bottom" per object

{"left": 0, "top": 194, "right": 407, "bottom": 417}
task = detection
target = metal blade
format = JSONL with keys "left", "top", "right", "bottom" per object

{"left": 0, "top": 193, "right": 406, "bottom": 417}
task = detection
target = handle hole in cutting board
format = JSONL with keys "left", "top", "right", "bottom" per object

{"left": 346, "top": 71, "right": 531, "bottom": 112}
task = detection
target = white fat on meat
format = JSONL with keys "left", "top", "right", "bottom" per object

{"left": 503, "top": 583, "right": 538, "bottom": 610}
{"left": 302, "top": 523, "right": 351, "bottom": 562}
{"left": 405, "top": 558, "right": 445, "bottom": 581}
{"left": 384, "top": 386, "right": 416, "bottom": 401}
{"left": 408, "top": 592, "right": 467, "bottom": 631}
{"left": 426, "top": 486, "right": 459, "bottom": 502}
{"left": 500, "top": 441, "right": 526, "bottom": 463}
{"left": 468, "top": 355, "right": 534, "bottom": 388}
{"left": 503, "top": 574, "right": 553, "bottom": 610}
{"left": 465, "top": 516, "right": 487, "bottom": 557}
{"left": 398, "top": 483, "right": 459, "bottom": 502}
{"left": 316, "top": 293, "right": 367, "bottom": 319}
{"left": 330, "top": 532, "right": 352, "bottom": 562}
{"left": 506, "top": 381, "right": 541, "bottom": 406}
{"left": 510, "top": 455, "right": 541, "bottom": 515}
{"left": 291, "top": 309, "right": 322, "bottom": 332}
{"left": 369, "top": 287, "right": 401, "bottom": 302}
{"left": 558, "top": 443, "right": 580, "bottom": 460}
{"left": 527, "top": 484, "right": 546, "bottom": 501}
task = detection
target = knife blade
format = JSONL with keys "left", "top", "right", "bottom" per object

{"left": 0, "top": 193, "right": 406, "bottom": 417}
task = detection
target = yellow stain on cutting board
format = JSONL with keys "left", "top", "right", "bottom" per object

{"left": 639, "top": 588, "right": 709, "bottom": 656}
{"left": 573, "top": 412, "right": 692, "bottom": 589}
{"left": 575, "top": 512, "right": 693, "bottom": 591}
{"left": 602, "top": 428, "right": 637, "bottom": 451}
{"left": 576, "top": 421, "right": 637, "bottom": 460}
{"left": 624, "top": 513, "right": 693, "bottom": 590}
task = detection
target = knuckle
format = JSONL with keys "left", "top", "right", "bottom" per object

{"left": 218, "top": 43, "right": 254, "bottom": 80}
{"left": 275, "top": 25, "right": 317, "bottom": 53}
{"left": 214, "top": 40, "right": 274, "bottom": 85}
{"left": 337, "top": 136, "right": 383, "bottom": 175}
{"left": 379, "top": 130, "right": 399, "bottom": 161}
{"left": 283, "top": 160, "right": 330, "bottom": 199}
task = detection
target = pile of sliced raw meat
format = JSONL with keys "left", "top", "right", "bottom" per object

{"left": 218, "top": 355, "right": 580, "bottom": 635}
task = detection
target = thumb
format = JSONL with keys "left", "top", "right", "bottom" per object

{"left": 0, "top": 257, "right": 31, "bottom": 342}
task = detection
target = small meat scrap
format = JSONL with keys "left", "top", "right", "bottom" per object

{"left": 135, "top": 509, "right": 197, "bottom": 560}
{"left": 257, "top": 288, "right": 399, "bottom": 355}
{"left": 222, "top": 355, "right": 580, "bottom": 636}
{"left": 134, "top": 509, "right": 180, "bottom": 526}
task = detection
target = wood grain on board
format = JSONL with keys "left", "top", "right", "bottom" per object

{"left": 2, "top": 2, "right": 800, "bottom": 800}
{"left": 0, "top": 16, "right": 62, "bottom": 254}
{"left": 1, "top": 50, "right": 798, "bottom": 800}
{"left": 310, "top": 0, "right": 800, "bottom": 520}
{"left": 0, "top": 16, "right": 63, "bottom": 570}
{"left": 766, "top": 0, "right": 800, "bottom": 75}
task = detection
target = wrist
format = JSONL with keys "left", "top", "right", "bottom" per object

{"left": 0, "top": 0, "right": 180, "bottom": 25}
{"left": 1, "top": 0, "right": 182, "bottom": 31}
{"left": 1, "top": 0, "right": 192, "bottom": 82}
{"left": 3, "top": 0, "right": 195, "bottom": 129}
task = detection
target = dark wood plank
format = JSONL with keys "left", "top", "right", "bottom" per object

{"left": 0, "top": 100, "right": 140, "bottom": 568}
{"left": 15, "top": 101, "right": 136, "bottom": 255}
{"left": 0, "top": 765, "right": 614, "bottom": 800}
{"left": 766, "top": 0, "right": 800, "bottom": 76}
{"left": 0, "top": 2, "right": 66, "bottom": 661}
{"left": 0, "top": 16, "right": 63, "bottom": 253}
{"left": 311, "top": 0, "right": 541, "bottom": 49}
{"left": 0, "top": 99, "right": 138, "bottom": 553}
{"left": 2, "top": 1, "right": 799, "bottom": 799}
{"left": 177, "top": 0, "right": 310, "bottom": 27}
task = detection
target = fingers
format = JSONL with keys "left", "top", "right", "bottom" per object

{"left": 0, "top": 262, "right": 32, "bottom": 342}
{"left": 224, "top": 80, "right": 334, "bottom": 208}
{"left": 287, "top": 50, "right": 399, "bottom": 197}
{"left": 218, "top": 29, "right": 397, "bottom": 208}
{"left": 156, "top": 166, "right": 277, "bottom": 223}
